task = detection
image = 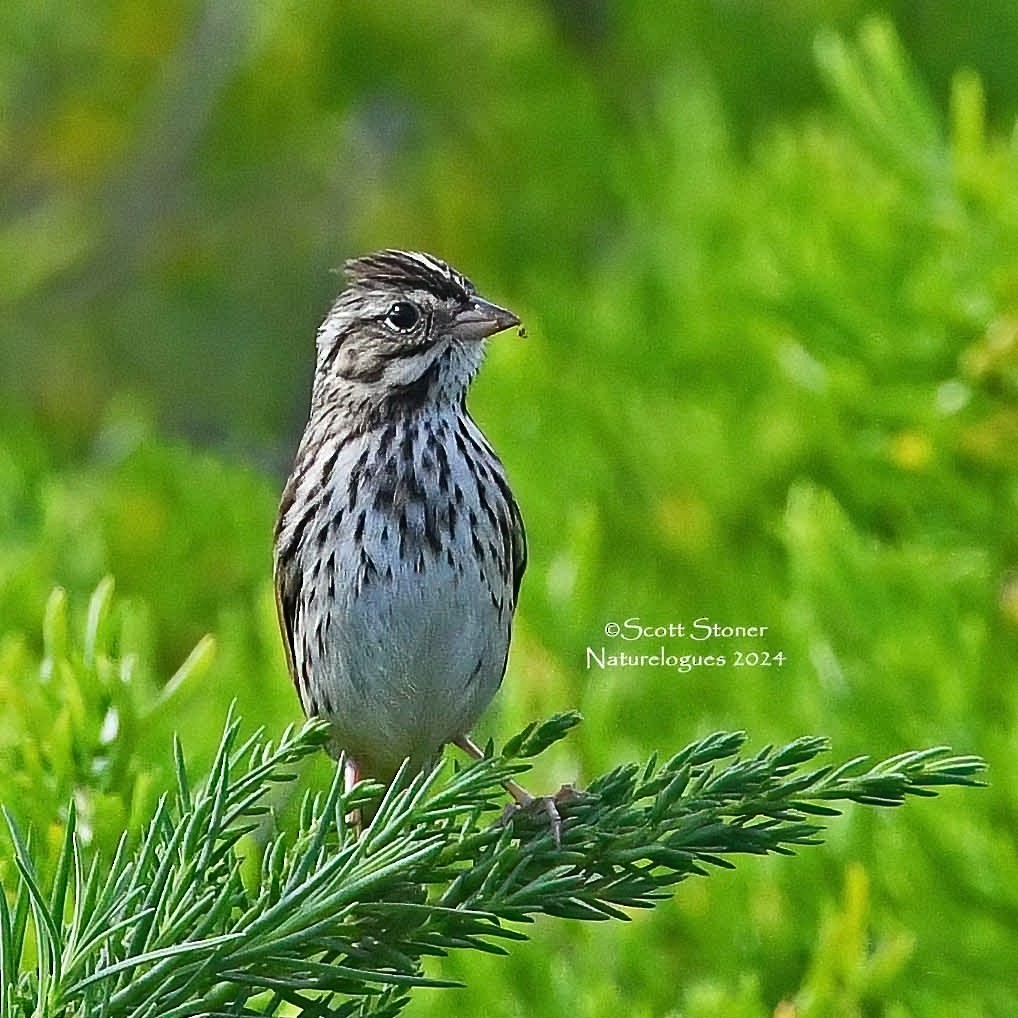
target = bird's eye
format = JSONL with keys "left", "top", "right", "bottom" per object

{"left": 384, "top": 301, "right": 421, "bottom": 332}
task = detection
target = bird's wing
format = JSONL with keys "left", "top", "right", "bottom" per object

{"left": 510, "top": 494, "right": 527, "bottom": 607}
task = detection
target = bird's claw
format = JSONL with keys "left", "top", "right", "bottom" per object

{"left": 500, "top": 783, "right": 582, "bottom": 848}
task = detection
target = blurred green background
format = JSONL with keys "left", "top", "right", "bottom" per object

{"left": 2, "top": 1, "right": 1018, "bottom": 1015}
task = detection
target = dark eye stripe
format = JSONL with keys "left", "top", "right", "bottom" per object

{"left": 322, "top": 305, "right": 437, "bottom": 382}
{"left": 376, "top": 338, "right": 435, "bottom": 361}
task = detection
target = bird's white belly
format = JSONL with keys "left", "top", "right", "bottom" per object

{"left": 313, "top": 548, "right": 508, "bottom": 778}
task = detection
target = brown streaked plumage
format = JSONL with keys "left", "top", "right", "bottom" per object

{"left": 274, "top": 250, "right": 526, "bottom": 792}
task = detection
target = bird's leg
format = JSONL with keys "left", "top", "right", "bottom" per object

{"left": 453, "top": 733, "right": 565, "bottom": 846}
{"left": 344, "top": 756, "right": 361, "bottom": 793}
{"left": 453, "top": 733, "right": 534, "bottom": 804}
{"left": 344, "top": 756, "right": 363, "bottom": 835}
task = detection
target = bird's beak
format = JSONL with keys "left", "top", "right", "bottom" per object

{"left": 453, "top": 296, "right": 521, "bottom": 342}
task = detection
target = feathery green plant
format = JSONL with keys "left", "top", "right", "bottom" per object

{"left": 1, "top": 695, "right": 984, "bottom": 1017}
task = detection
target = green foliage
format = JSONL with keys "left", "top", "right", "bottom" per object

{"left": 2, "top": 8, "right": 1017, "bottom": 1017}
{"left": 0, "top": 405, "right": 302, "bottom": 844}
{"left": 0, "top": 401, "right": 279, "bottom": 672}
{"left": 0, "top": 577, "right": 219, "bottom": 872}
{"left": 0, "top": 676, "right": 983, "bottom": 1017}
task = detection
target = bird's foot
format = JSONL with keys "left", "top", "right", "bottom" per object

{"left": 500, "top": 780, "right": 583, "bottom": 848}
{"left": 453, "top": 733, "right": 581, "bottom": 847}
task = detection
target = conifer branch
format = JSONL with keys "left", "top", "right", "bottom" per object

{"left": 1, "top": 711, "right": 985, "bottom": 1017}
